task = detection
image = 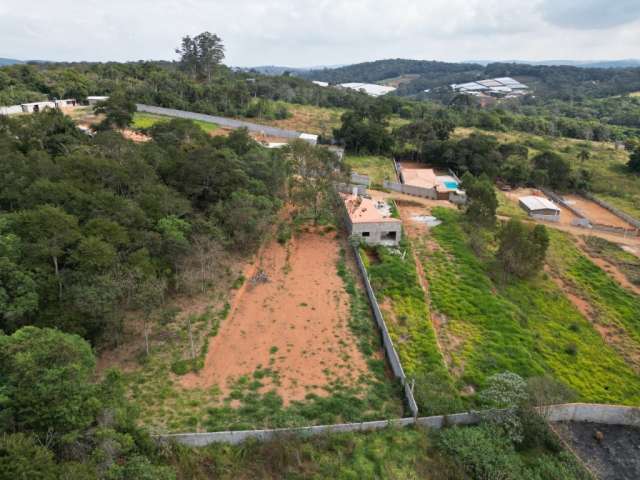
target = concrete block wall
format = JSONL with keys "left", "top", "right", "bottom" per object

{"left": 156, "top": 404, "right": 640, "bottom": 447}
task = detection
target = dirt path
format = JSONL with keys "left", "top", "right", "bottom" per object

{"left": 548, "top": 270, "right": 640, "bottom": 374}
{"left": 573, "top": 237, "right": 640, "bottom": 296}
{"left": 180, "top": 232, "right": 369, "bottom": 404}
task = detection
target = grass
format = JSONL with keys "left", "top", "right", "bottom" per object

{"left": 421, "top": 207, "right": 640, "bottom": 405}
{"left": 344, "top": 155, "right": 397, "bottom": 187}
{"left": 132, "top": 112, "right": 219, "bottom": 134}
{"left": 238, "top": 102, "right": 344, "bottom": 137}
{"left": 496, "top": 189, "right": 528, "bottom": 219}
{"left": 454, "top": 126, "right": 640, "bottom": 219}
{"left": 362, "top": 241, "right": 460, "bottom": 414}
{"left": 581, "top": 236, "right": 640, "bottom": 286}
{"left": 547, "top": 230, "right": 640, "bottom": 348}
{"left": 165, "top": 422, "right": 588, "bottom": 480}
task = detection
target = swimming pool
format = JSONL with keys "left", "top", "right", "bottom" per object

{"left": 444, "top": 181, "right": 459, "bottom": 189}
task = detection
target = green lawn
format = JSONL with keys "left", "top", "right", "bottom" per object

{"left": 132, "top": 112, "right": 219, "bottom": 134}
{"left": 345, "top": 155, "right": 397, "bottom": 187}
{"left": 421, "top": 208, "right": 640, "bottom": 405}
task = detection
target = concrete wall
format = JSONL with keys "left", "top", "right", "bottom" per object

{"left": 350, "top": 221, "right": 401, "bottom": 246}
{"left": 156, "top": 404, "right": 640, "bottom": 446}
{"left": 352, "top": 247, "right": 418, "bottom": 417}
{"left": 531, "top": 213, "right": 561, "bottom": 223}
{"left": 583, "top": 192, "right": 640, "bottom": 230}
{"left": 351, "top": 172, "right": 371, "bottom": 187}
{"left": 0, "top": 105, "right": 23, "bottom": 115}
{"left": 383, "top": 181, "right": 437, "bottom": 199}
{"left": 137, "top": 104, "right": 305, "bottom": 140}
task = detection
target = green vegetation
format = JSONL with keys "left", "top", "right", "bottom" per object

{"left": 361, "top": 242, "right": 459, "bottom": 415}
{"left": 547, "top": 230, "right": 640, "bottom": 349}
{"left": 582, "top": 236, "right": 640, "bottom": 285}
{"left": 344, "top": 155, "right": 396, "bottom": 186}
{"left": 132, "top": 112, "right": 219, "bottom": 134}
{"left": 422, "top": 208, "right": 640, "bottom": 404}
{"left": 454, "top": 126, "right": 640, "bottom": 218}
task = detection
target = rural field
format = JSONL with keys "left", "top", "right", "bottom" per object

{"left": 99, "top": 221, "right": 403, "bottom": 433}
{"left": 361, "top": 189, "right": 640, "bottom": 412}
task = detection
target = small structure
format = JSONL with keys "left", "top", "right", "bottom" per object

{"left": 342, "top": 191, "right": 401, "bottom": 246}
{"left": 87, "top": 96, "right": 109, "bottom": 105}
{"left": 21, "top": 101, "right": 56, "bottom": 113}
{"left": 54, "top": 98, "right": 77, "bottom": 108}
{"left": 298, "top": 132, "right": 319, "bottom": 145}
{"left": 312, "top": 81, "right": 329, "bottom": 87}
{"left": 519, "top": 195, "right": 561, "bottom": 220}
{"left": 398, "top": 166, "right": 466, "bottom": 203}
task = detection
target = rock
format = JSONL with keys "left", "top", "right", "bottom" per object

{"left": 594, "top": 430, "right": 604, "bottom": 442}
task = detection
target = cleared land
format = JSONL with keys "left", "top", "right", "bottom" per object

{"left": 238, "top": 102, "right": 344, "bottom": 137}
{"left": 132, "top": 112, "right": 219, "bottom": 134}
{"left": 182, "top": 231, "right": 369, "bottom": 404}
{"left": 563, "top": 194, "right": 636, "bottom": 228}
{"left": 99, "top": 225, "right": 403, "bottom": 433}
{"left": 345, "top": 155, "right": 397, "bottom": 186}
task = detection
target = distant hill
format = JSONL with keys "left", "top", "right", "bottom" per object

{"left": 471, "top": 59, "right": 640, "bottom": 69}
{"left": 238, "top": 64, "right": 346, "bottom": 76}
{"left": 0, "top": 58, "right": 23, "bottom": 66}
{"left": 300, "top": 58, "right": 483, "bottom": 84}
{"left": 297, "top": 58, "right": 640, "bottom": 100}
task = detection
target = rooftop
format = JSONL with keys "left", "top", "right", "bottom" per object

{"left": 401, "top": 168, "right": 437, "bottom": 189}
{"left": 342, "top": 194, "right": 401, "bottom": 224}
{"left": 339, "top": 83, "right": 397, "bottom": 97}
{"left": 519, "top": 195, "right": 560, "bottom": 212}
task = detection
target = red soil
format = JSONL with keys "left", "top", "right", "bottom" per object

{"left": 180, "top": 232, "right": 369, "bottom": 404}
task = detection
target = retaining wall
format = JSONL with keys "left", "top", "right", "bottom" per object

{"left": 583, "top": 192, "right": 640, "bottom": 230}
{"left": 383, "top": 180, "right": 437, "bottom": 199}
{"left": 350, "top": 172, "right": 371, "bottom": 187}
{"left": 136, "top": 104, "right": 304, "bottom": 140}
{"left": 156, "top": 404, "right": 639, "bottom": 446}
{"left": 352, "top": 246, "right": 419, "bottom": 417}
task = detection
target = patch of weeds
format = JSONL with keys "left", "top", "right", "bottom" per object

{"left": 231, "top": 275, "right": 245, "bottom": 289}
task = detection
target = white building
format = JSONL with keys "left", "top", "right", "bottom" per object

{"left": 519, "top": 196, "right": 561, "bottom": 219}
{"left": 87, "top": 96, "right": 109, "bottom": 105}
{"left": 339, "top": 83, "right": 396, "bottom": 97}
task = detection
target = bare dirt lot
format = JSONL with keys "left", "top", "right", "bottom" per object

{"left": 181, "top": 232, "right": 369, "bottom": 404}
{"left": 554, "top": 422, "right": 640, "bottom": 480}
{"left": 563, "top": 194, "right": 636, "bottom": 229}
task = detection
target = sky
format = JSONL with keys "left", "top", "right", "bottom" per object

{"left": 1, "top": 0, "right": 639, "bottom": 67}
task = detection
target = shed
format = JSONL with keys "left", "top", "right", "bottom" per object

{"left": 519, "top": 196, "right": 561, "bottom": 216}
{"left": 299, "top": 133, "right": 318, "bottom": 145}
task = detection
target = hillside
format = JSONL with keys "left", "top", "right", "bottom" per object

{"left": 302, "top": 58, "right": 640, "bottom": 100}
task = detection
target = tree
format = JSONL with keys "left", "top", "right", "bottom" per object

{"left": 577, "top": 149, "right": 590, "bottom": 164}
{"left": 628, "top": 146, "right": 640, "bottom": 173}
{"left": 496, "top": 219, "right": 549, "bottom": 279}
{"left": 132, "top": 277, "right": 167, "bottom": 356}
{"left": 12, "top": 205, "right": 81, "bottom": 301}
{"left": 176, "top": 32, "right": 225, "bottom": 82}
{"left": 532, "top": 152, "right": 572, "bottom": 191}
{"left": 0, "top": 433, "right": 59, "bottom": 480}
{"left": 334, "top": 109, "right": 393, "bottom": 155}
{"left": 0, "top": 326, "right": 97, "bottom": 437}
{"left": 478, "top": 372, "right": 529, "bottom": 444}
{"left": 0, "top": 220, "right": 38, "bottom": 328}
{"left": 460, "top": 172, "right": 497, "bottom": 228}
{"left": 287, "top": 140, "right": 344, "bottom": 223}
{"left": 94, "top": 90, "right": 137, "bottom": 130}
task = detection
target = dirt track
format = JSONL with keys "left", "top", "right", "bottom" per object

{"left": 181, "top": 232, "right": 369, "bottom": 404}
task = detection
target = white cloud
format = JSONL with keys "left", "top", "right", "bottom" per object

{"left": 0, "top": 0, "right": 638, "bottom": 66}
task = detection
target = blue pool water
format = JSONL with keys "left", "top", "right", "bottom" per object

{"left": 444, "top": 181, "right": 459, "bottom": 189}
